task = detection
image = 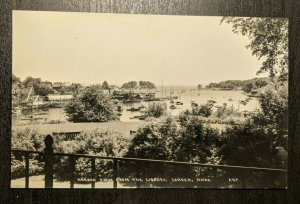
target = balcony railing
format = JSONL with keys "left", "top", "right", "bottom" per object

{"left": 11, "top": 135, "right": 287, "bottom": 188}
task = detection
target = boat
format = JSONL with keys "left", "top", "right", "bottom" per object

{"left": 12, "top": 107, "right": 22, "bottom": 114}
{"left": 191, "top": 101, "right": 198, "bottom": 107}
{"left": 21, "top": 116, "right": 45, "bottom": 120}
{"left": 117, "top": 105, "right": 122, "bottom": 112}
{"left": 170, "top": 100, "right": 174, "bottom": 104}
{"left": 34, "top": 110, "right": 48, "bottom": 115}
{"left": 170, "top": 105, "right": 176, "bottom": 109}
{"left": 176, "top": 101, "right": 183, "bottom": 105}
{"left": 240, "top": 100, "right": 247, "bottom": 105}
{"left": 138, "top": 105, "right": 146, "bottom": 109}
{"left": 138, "top": 115, "right": 147, "bottom": 120}
{"left": 126, "top": 107, "right": 141, "bottom": 112}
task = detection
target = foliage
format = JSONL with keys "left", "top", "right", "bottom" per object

{"left": 257, "top": 83, "right": 288, "bottom": 131}
{"left": 54, "top": 129, "right": 129, "bottom": 181}
{"left": 121, "top": 116, "right": 221, "bottom": 186}
{"left": 206, "top": 78, "right": 269, "bottom": 91}
{"left": 13, "top": 74, "right": 21, "bottom": 84}
{"left": 146, "top": 102, "right": 167, "bottom": 118}
{"left": 174, "top": 116, "right": 221, "bottom": 163}
{"left": 139, "top": 81, "right": 156, "bottom": 89}
{"left": 220, "top": 82, "right": 288, "bottom": 169}
{"left": 23, "top": 76, "right": 42, "bottom": 88}
{"left": 253, "top": 83, "right": 288, "bottom": 152}
{"left": 214, "top": 104, "right": 236, "bottom": 118}
{"left": 121, "top": 81, "right": 137, "bottom": 89}
{"left": 219, "top": 120, "right": 285, "bottom": 168}
{"left": 218, "top": 120, "right": 286, "bottom": 187}
{"left": 121, "top": 81, "right": 156, "bottom": 89}
{"left": 191, "top": 103, "right": 213, "bottom": 117}
{"left": 102, "top": 81, "right": 109, "bottom": 90}
{"left": 34, "top": 83, "right": 55, "bottom": 96}
{"left": 221, "top": 17, "right": 288, "bottom": 82}
{"left": 64, "top": 86, "right": 118, "bottom": 122}
{"left": 242, "top": 83, "right": 254, "bottom": 93}
{"left": 255, "top": 79, "right": 268, "bottom": 88}
{"left": 11, "top": 128, "right": 129, "bottom": 181}
{"left": 11, "top": 128, "right": 45, "bottom": 178}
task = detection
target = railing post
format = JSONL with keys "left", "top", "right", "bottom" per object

{"left": 44, "top": 134, "right": 54, "bottom": 188}
{"left": 212, "top": 167, "right": 218, "bottom": 188}
{"left": 136, "top": 161, "right": 141, "bottom": 188}
{"left": 113, "top": 159, "right": 118, "bottom": 188}
{"left": 241, "top": 169, "right": 246, "bottom": 188}
{"left": 24, "top": 152, "right": 30, "bottom": 188}
{"left": 70, "top": 156, "right": 76, "bottom": 188}
{"left": 91, "top": 157, "right": 96, "bottom": 188}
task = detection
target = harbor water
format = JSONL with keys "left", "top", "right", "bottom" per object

{"left": 12, "top": 88, "right": 260, "bottom": 125}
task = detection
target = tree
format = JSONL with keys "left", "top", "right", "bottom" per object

{"left": 121, "top": 81, "right": 137, "bottom": 89}
{"left": 23, "top": 76, "right": 41, "bottom": 88}
{"left": 139, "top": 81, "right": 156, "bottom": 89}
{"left": 253, "top": 83, "right": 288, "bottom": 150}
{"left": 221, "top": 17, "right": 288, "bottom": 82}
{"left": 242, "top": 83, "right": 254, "bottom": 93}
{"left": 12, "top": 74, "right": 21, "bottom": 84}
{"left": 206, "top": 83, "right": 219, "bottom": 89}
{"left": 146, "top": 102, "right": 167, "bottom": 118}
{"left": 64, "top": 86, "right": 118, "bottom": 122}
{"left": 191, "top": 103, "right": 213, "bottom": 117}
{"left": 220, "top": 82, "right": 288, "bottom": 169}
{"left": 197, "top": 84, "right": 202, "bottom": 90}
{"left": 102, "top": 81, "right": 109, "bottom": 90}
{"left": 34, "top": 84, "right": 55, "bottom": 96}
{"left": 255, "top": 80, "right": 268, "bottom": 88}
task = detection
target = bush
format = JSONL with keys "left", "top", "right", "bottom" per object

{"left": 11, "top": 128, "right": 129, "bottom": 182}
{"left": 191, "top": 103, "right": 213, "bottom": 117}
{"left": 64, "top": 86, "right": 118, "bottom": 122}
{"left": 11, "top": 128, "right": 45, "bottom": 178}
{"left": 121, "top": 116, "right": 221, "bottom": 187}
{"left": 54, "top": 129, "right": 129, "bottom": 182}
{"left": 218, "top": 120, "right": 286, "bottom": 187}
{"left": 214, "top": 103, "right": 237, "bottom": 118}
{"left": 146, "top": 102, "right": 167, "bottom": 118}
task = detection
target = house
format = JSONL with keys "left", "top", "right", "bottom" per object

{"left": 12, "top": 84, "right": 20, "bottom": 96}
{"left": 52, "top": 82, "right": 64, "bottom": 92}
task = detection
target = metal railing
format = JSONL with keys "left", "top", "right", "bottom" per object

{"left": 11, "top": 135, "right": 287, "bottom": 188}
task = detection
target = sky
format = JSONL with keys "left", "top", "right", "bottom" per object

{"left": 13, "top": 11, "right": 265, "bottom": 86}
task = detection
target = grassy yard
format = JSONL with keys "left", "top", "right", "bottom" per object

{"left": 12, "top": 121, "right": 143, "bottom": 138}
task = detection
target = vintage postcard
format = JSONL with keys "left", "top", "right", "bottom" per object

{"left": 11, "top": 11, "right": 288, "bottom": 188}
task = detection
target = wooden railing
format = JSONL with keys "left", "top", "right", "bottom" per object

{"left": 11, "top": 135, "right": 287, "bottom": 188}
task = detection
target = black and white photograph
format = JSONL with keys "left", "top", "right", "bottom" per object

{"left": 11, "top": 11, "right": 288, "bottom": 189}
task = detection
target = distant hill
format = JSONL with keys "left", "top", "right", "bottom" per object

{"left": 206, "top": 77, "right": 270, "bottom": 92}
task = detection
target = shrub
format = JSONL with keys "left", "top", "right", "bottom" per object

{"left": 64, "top": 86, "right": 118, "bottom": 122}
{"left": 191, "top": 103, "right": 213, "bottom": 117}
{"left": 54, "top": 129, "right": 129, "bottom": 182}
{"left": 121, "top": 116, "right": 221, "bottom": 187}
{"left": 11, "top": 128, "right": 45, "bottom": 179}
{"left": 146, "top": 102, "right": 167, "bottom": 118}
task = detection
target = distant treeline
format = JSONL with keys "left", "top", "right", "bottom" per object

{"left": 205, "top": 77, "right": 269, "bottom": 93}
{"left": 121, "top": 81, "right": 156, "bottom": 89}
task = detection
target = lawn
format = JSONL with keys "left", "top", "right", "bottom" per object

{"left": 13, "top": 121, "right": 143, "bottom": 138}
